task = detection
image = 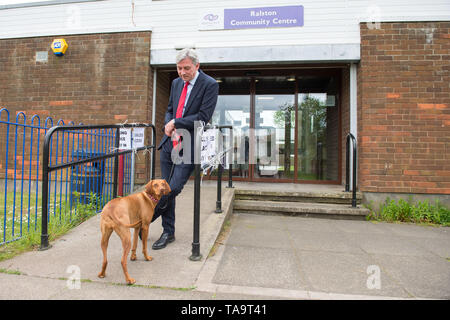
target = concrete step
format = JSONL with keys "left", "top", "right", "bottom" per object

{"left": 235, "top": 189, "right": 363, "bottom": 205}
{"left": 233, "top": 199, "right": 370, "bottom": 220}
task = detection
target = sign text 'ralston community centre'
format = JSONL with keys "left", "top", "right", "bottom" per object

{"left": 199, "top": 5, "right": 304, "bottom": 30}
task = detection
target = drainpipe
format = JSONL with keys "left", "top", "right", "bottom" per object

{"left": 349, "top": 63, "right": 358, "bottom": 191}
{"left": 151, "top": 69, "right": 157, "bottom": 179}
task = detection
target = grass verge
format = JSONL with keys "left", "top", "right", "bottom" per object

{"left": 366, "top": 197, "right": 450, "bottom": 227}
{"left": 0, "top": 193, "right": 98, "bottom": 262}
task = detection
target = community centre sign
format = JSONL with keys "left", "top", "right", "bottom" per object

{"left": 199, "top": 5, "right": 304, "bottom": 30}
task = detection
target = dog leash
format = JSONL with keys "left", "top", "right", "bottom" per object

{"left": 158, "top": 162, "right": 175, "bottom": 210}
{"left": 138, "top": 161, "right": 174, "bottom": 241}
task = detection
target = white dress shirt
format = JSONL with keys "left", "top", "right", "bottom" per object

{"left": 181, "top": 70, "right": 200, "bottom": 117}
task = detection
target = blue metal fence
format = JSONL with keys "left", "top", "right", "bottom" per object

{"left": 0, "top": 107, "right": 133, "bottom": 246}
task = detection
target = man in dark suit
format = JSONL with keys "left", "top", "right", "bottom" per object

{"left": 151, "top": 48, "right": 219, "bottom": 250}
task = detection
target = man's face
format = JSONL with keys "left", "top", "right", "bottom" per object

{"left": 177, "top": 58, "right": 199, "bottom": 82}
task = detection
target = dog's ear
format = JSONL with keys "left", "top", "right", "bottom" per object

{"left": 144, "top": 180, "right": 155, "bottom": 197}
{"left": 164, "top": 180, "right": 171, "bottom": 191}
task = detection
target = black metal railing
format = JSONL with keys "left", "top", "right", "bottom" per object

{"left": 40, "top": 123, "right": 156, "bottom": 250}
{"left": 190, "top": 124, "right": 233, "bottom": 261}
{"left": 215, "top": 125, "right": 233, "bottom": 214}
{"left": 345, "top": 132, "right": 357, "bottom": 207}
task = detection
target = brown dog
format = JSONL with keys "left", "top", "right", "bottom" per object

{"left": 98, "top": 179, "right": 171, "bottom": 284}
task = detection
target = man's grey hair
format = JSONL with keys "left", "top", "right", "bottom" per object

{"left": 176, "top": 48, "right": 199, "bottom": 65}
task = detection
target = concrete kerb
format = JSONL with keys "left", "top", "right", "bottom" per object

{"left": 201, "top": 186, "right": 235, "bottom": 258}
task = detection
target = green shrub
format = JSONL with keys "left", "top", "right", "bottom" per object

{"left": 368, "top": 197, "right": 450, "bottom": 226}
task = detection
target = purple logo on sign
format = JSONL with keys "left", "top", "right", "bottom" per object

{"left": 224, "top": 5, "right": 304, "bottom": 29}
{"left": 204, "top": 14, "right": 219, "bottom": 22}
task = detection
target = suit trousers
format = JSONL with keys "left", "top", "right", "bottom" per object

{"left": 151, "top": 143, "right": 194, "bottom": 235}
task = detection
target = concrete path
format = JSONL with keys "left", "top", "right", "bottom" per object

{"left": 198, "top": 212, "right": 450, "bottom": 300}
{"left": 0, "top": 181, "right": 449, "bottom": 300}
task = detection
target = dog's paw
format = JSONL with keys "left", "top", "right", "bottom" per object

{"left": 130, "top": 254, "right": 137, "bottom": 261}
{"left": 98, "top": 273, "right": 105, "bottom": 278}
{"left": 144, "top": 255, "right": 153, "bottom": 261}
{"left": 126, "top": 278, "right": 136, "bottom": 285}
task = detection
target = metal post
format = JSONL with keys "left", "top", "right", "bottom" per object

{"left": 226, "top": 127, "right": 234, "bottom": 188}
{"left": 118, "top": 154, "right": 124, "bottom": 196}
{"left": 40, "top": 161, "right": 50, "bottom": 250}
{"left": 345, "top": 133, "right": 357, "bottom": 207}
{"left": 190, "top": 162, "right": 202, "bottom": 261}
{"left": 345, "top": 135, "right": 350, "bottom": 192}
{"left": 352, "top": 137, "right": 357, "bottom": 208}
{"left": 40, "top": 129, "right": 52, "bottom": 250}
{"left": 215, "top": 164, "right": 223, "bottom": 213}
{"left": 190, "top": 122, "right": 203, "bottom": 261}
{"left": 113, "top": 128, "right": 120, "bottom": 199}
{"left": 130, "top": 151, "right": 135, "bottom": 193}
{"left": 227, "top": 163, "right": 233, "bottom": 188}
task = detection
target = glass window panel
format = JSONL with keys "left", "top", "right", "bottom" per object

{"left": 254, "top": 77, "right": 295, "bottom": 179}
{"left": 297, "top": 76, "right": 338, "bottom": 181}
{"left": 211, "top": 77, "right": 250, "bottom": 178}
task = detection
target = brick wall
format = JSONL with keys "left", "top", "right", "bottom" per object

{"left": 0, "top": 31, "right": 153, "bottom": 184}
{"left": 359, "top": 22, "right": 450, "bottom": 194}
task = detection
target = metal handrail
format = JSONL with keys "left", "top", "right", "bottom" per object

{"left": 345, "top": 132, "right": 357, "bottom": 207}
{"left": 40, "top": 123, "right": 156, "bottom": 250}
{"left": 215, "top": 125, "right": 233, "bottom": 213}
{"left": 190, "top": 124, "right": 233, "bottom": 261}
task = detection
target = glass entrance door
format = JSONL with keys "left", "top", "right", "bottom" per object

{"left": 209, "top": 71, "right": 340, "bottom": 183}
{"left": 254, "top": 77, "right": 295, "bottom": 180}
{"left": 297, "top": 76, "right": 339, "bottom": 181}
{"left": 211, "top": 77, "right": 251, "bottom": 178}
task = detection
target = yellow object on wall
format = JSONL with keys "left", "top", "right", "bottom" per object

{"left": 51, "top": 39, "right": 68, "bottom": 56}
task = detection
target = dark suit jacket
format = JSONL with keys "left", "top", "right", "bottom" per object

{"left": 158, "top": 69, "right": 219, "bottom": 161}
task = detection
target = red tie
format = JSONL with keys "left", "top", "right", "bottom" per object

{"left": 173, "top": 81, "right": 189, "bottom": 149}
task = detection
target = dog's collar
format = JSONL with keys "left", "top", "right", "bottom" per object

{"left": 147, "top": 193, "right": 159, "bottom": 203}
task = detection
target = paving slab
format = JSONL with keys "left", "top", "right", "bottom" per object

{"left": 213, "top": 245, "right": 309, "bottom": 291}
{"left": 226, "top": 222, "right": 292, "bottom": 249}
{"left": 200, "top": 212, "right": 450, "bottom": 300}
{"left": 371, "top": 254, "right": 450, "bottom": 299}
{"left": 297, "top": 250, "right": 411, "bottom": 298}
{"left": 288, "top": 229, "right": 366, "bottom": 254}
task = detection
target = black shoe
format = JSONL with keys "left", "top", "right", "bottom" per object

{"left": 152, "top": 233, "right": 175, "bottom": 250}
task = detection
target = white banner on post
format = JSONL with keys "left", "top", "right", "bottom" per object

{"left": 201, "top": 128, "right": 217, "bottom": 170}
{"left": 132, "top": 127, "right": 145, "bottom": 148}
{"left": 119, "top": 128, "right": 145, "bottom": 150}
{"left": 119, "top": 128, "right": 132, "bottom": 150}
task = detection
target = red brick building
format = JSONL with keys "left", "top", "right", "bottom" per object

{"left": 358, "top": 22, "right": 449, "bottom": 204}
{"left": 0, "top": 1, "right": 448, "bottom": 207}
